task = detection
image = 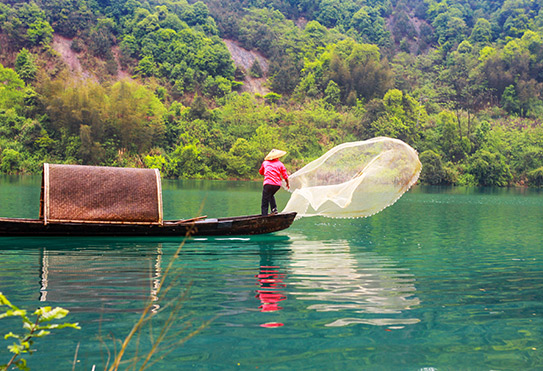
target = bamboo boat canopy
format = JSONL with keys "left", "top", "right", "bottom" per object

{"left": 39, "top": 163, "right": 163, "bottom": 225}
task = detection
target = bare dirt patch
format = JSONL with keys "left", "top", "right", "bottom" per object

{"left": 223, "top": 39, "right": 269, "bottom": 95}
{"left": 51, "top": 35, "right": 88, "bottom": 78}
{"left": 112, "top": 45, "right": 131, "bottom": 80}
{"left": 51, "top": 34, "right": 131, "bottom": 81}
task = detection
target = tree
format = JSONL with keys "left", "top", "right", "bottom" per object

{"left": 468, "top": 149, "right": 512, "bottom": 186}
{"left": 170, "top": 143, "right": 205, "bottom": 178}
{"left": 88, "top": 18, "right": 116, "bottom": 59}
{"left": 0, "top": 64, "right": 25, "bottom": 111}
{"left": 300, "top": 39, "right": 393, "bottom": 104}
{"left": 14, "top": 48, "right": 37, "bottom": 83}
{"left": 270, "top": 56, "right": 301, "bottom": 94}
{"left": 304, "top": 20, "right": 327, "bottom": 41}
{"left": 502, "top": 8, "right": 530, "bottom": 38}
{"left": 108, "top": 80, "right": 166, "bottom": 153}
{"left": 203, "top": 76, "right": 232, "bottom": 97}
{"left": 188, "top": 95, "right": 210, "bottom": 120}
{"left": 144, "top": 154, "right": 167, "bottom": 173}
{"left": 26, "top": 19, "right": 54, "bottom": 45}
{"left": 135, "top": 56, "right": 156, "bottom": 77}
{"left": 481, "top": 49, "right": 514, "bottom": 101}
{"left": 226, "top": 138, "right": 259, "bottom": 178}
{"left": 0, "top": 148, "right": 21, "bottom": 174}
{"left": 324, "top": 80, "right": 341, "bottom": 106}
{"left": 191, "top": 1, "right": 210, "bottom": 26}
{"left": 501, "top": 84, "right": 521, "bottom": 115}
{"left": 439, "top": 43, "right": 482, "bottom": 136}
{"left": 316, "top": 0, "right": 343, "bottom": 28}
{"left": 470, "top": 18, "right": 492, "bottom": 45}
{"left": 264, "top": 92, "right": 281, "bottom": 104}
{"left": 350, "top": 6, "right": 390, "bottom": 45}
{"left": 419, "top": 150, "right": 447, "bottom": 184}
{"left": 368, "top": 89, "right": 423, "bottom": 143}
{"left": 249, "top": 59, "right": 263, "bottom": 78}
{"left": 527, "top": 166, "right": 543, "bottom": 186}
{"left": 79, "top": 124, "right": 105, "bottom": 165}
{"left": 436, "top": 110, "right": 468, "bottom": 162}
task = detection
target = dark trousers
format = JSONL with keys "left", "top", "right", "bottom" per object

{"left": 261, "top": 184, "right": 281, "bottom": 215}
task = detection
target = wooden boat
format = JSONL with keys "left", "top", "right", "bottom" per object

{"left": 0, "top": 164, "right": 296, "bottom": 237}
{"left": 0, "top": 213, "right": 297, "bottom": 237}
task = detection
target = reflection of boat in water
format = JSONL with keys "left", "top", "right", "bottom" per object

{"left": 38, "top": 243, "right": 164, "bottom": 313}
{"left": 287, "top": 235, "right": 420, "bottom": 327}
{"left": 0, "top": 164, "right": 296, "bottom": 237}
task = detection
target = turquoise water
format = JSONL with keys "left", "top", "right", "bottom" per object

{"left": 1, "top": 177, "right": 543, "bottom": 370}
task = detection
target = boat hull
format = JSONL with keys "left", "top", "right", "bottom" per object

{"left": 0, "top": 213, "right": 297, "bottom": 237}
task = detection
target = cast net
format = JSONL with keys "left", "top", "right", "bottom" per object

{"left": 282, "top": 137, "right": 421, "bottom": 218}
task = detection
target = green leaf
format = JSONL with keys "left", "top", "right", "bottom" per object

{"left": 40, "top": 322, "right": 80, "bottom": 330}
{"left": 35, "top": 307, "right": 69, "bottom": 322}
{"left": 3, "top": 309, "right": 27, "bottom": 318}
{"left": 39, "top": 324, "right": 58, "bottom": 329}
{"left": 14, "top": 358, "right": 28, "bottom": 371}
{"left": 59, "top": 323, "right": 80, "bottom": 330}
{"left": 33, "top": 306, "right": 52, "bottom": 317}
{"left": 22, "top": 321, "right": 34, "bottom": 331}
{"left": 8, "top": 343, "right": 22, "bottom": 354}
{"left": 0, "top": 292, "right": 13, "bottom": 306}
{"left": 20, "top": 340, "right": 31, "bottom": 351}
{"left": 4, "top": 332, "right": 21, "bottom": 340}
{"left": 34, "top": 330, "right": 51, "bottom": 337}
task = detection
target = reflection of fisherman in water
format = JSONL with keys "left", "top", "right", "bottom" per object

{"left": 255, "top": 244, "right": 287, "bottom": 327}
{"left": 255, "top": 265, "right": 286, "bottom": 312}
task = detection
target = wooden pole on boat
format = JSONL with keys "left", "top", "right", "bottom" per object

{"left": 172, "top": 215, "right": 207, "bottom": 224}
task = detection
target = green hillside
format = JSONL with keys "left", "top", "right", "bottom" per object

{"left": 1, "top": 0, "right": 543, "bottom": 186}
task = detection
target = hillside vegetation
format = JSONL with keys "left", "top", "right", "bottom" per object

{"left": 1, "top": 0, "right": 543, "bottom": 186}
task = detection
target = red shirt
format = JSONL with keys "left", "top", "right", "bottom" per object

{"left": 259, "top": 160, "right": 288, "bottom": 186}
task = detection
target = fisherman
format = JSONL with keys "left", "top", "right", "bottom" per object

{"left": 259, "top": 149, "right": 289, "bottom": 216}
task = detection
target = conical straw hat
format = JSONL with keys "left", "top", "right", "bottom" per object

{"left": 265, "top": 149, "right": 287, "bottom": 161}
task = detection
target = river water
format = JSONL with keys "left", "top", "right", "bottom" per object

{"left": 0, "top": 176, "right": 542, "bottom": 370}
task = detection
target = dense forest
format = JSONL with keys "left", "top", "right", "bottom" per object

{"left": 1, "top": 0, "right": 543, "bottom": 186}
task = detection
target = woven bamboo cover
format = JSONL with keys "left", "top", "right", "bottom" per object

{"left": 40, "top": 164, "right": 163, "bottom": 224}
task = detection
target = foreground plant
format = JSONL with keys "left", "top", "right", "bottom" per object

{"left": 106, "top": 223, "right": 213, "bottom": 371}
{"left": 0, "top": 293, "right": 80, "bottom": 371}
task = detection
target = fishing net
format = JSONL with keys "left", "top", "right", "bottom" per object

{"left": 282, "top": 137, "right": 421, "bottom": 218}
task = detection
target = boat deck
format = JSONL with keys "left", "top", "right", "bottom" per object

{"left": 0, "top": 212, "right": 297, "bottom": 237}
